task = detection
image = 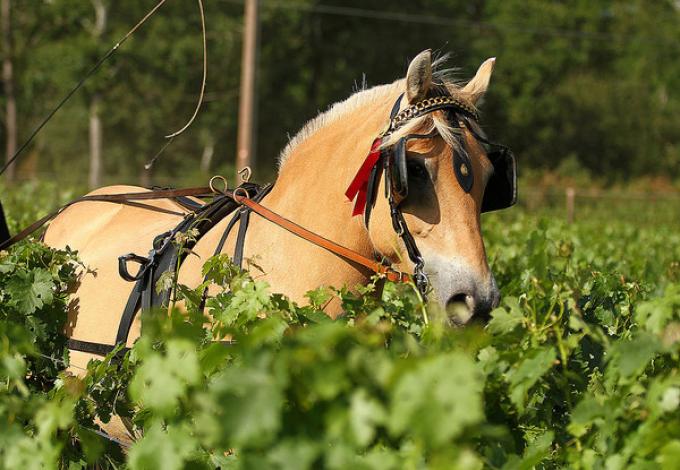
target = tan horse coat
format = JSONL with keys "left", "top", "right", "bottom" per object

{"left": 43, "top": 51, "right": 499, "bottom": 442}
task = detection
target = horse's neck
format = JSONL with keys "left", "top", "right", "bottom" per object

{"left": 264, "top": 96, "right": 393, "bottom": 245}
{"left": 235, "top": 95, "right": 396, "bottom": 300}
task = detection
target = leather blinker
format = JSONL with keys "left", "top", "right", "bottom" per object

{"left": 453, "top": 149, "right": 474, "bottom": 193}
{"left": 390, "top": 138, "right": 409, "bottom": 204}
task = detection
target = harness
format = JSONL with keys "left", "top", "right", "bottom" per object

{"left": 0, "top": 90, "right": 517, "bottom": 358}
{"left": 67, "top": 183, "right": 273, "bottom": 357}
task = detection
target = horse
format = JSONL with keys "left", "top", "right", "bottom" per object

{"left": 43, "top": 50, "right": 514, "bottom": 379}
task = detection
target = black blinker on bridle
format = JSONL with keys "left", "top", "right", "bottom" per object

{"left": 360, "top": 92, "right": 518, "bottom": 300}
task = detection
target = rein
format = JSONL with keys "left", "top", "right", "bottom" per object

{"left": 229, "top": 190, "right": 410, "bottom": 284}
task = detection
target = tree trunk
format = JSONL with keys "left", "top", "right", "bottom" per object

{"left": 2, "top": 0, "right": 17, "bottom": 182}
{"left": 88, "top": 0, "right": 106, "bottom": 189}
{"left": 88, "top": 94, "right": 102, "bottom": 188}
{"left": 200, "top": 135, "right": 214, "bottom": 174}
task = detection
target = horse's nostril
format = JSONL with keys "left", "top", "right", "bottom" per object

{"left": 446, "top": 293, "right": 474, "bottom": 325}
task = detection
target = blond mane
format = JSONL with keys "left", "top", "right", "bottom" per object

{"left": 277, "top": 59, "right": 474, "bottom": 170}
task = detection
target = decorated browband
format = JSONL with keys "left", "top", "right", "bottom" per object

{"left": 384, "top": 95, "right": 479, "bottom": 136}
{"left": 346, "top": 93, "right": 479, "bottom": 217}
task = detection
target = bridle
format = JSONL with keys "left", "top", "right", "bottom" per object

{"left": 345, "top": 91, "right": 518, "bottom": 300}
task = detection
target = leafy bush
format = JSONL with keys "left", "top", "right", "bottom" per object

{"left": 1, "top": 199, "right": 679, "bottom": 469}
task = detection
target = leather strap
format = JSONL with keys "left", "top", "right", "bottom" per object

{"left": 0, "top": 187, "right": 213, "bottom": 251}
{"left": 67, "top": 338, "right": 129, "bottom": 357}
{"left": 229, "top": 191, "right": 410, "bottom": 283}
{"left": 0, "top": 201, "right": 9, "bottom": 247}
{"left": 115, "top": 282, "right": 143, "bottom": 346}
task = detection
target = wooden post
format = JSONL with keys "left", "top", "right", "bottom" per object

{"left": 566, "top": 187, "right": 575, "bottom": 224}
{"left": 88, "top": 95, "right": 102, "bottom": 189}
{"left": 88, "top": 0, "right": 106, "bottom": 189}
{"left": 2, "top": 0, "right": 17, "bottom": 182}
{"left": 235, "top": 0, "right": 259, "bottom": 180}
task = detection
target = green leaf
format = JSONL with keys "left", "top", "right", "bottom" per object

{"left": 6, "top": 268, "right": 54, "bottom": 314}
{"left": 657, "top": 441, "right": 680, "bottom": 470}
{"left": 267, "top": 439, "right": 320, "bottom": 470}
{"left": 305, "top": 286, "right": 332, "bottom": 308}
{"left": 196, "top": 355, "right": 283, "bottom": 448}
{"left": 502, "top": 431, "right": 554, "bottom": 470}
{"left": 129, "top": 339, "right": 201, "bottom": 417}
{"left": 487, "top": 297, "right": 524, "bottom": 335}
{"left": 507, "top": 347, "right": 556, "bottom": 412}
{"left": 349, "top": 388, "right": 385, "bottom": 447}
{"left": 128, "top": 424, "right": 197, "bottom": 470}
{"left": 568, "top": 396, "right": 606, "bottom": 438}
{"left": 389, "top": 353, "right": 483, "bottom": 447}
{"left": 608, "top": 333, "right": 661, "bottom": 382}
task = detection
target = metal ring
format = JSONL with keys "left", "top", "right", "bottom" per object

{"left": 237, "top": 166, "right": 252, "bottom": 183}
{"left": 209, "top": 175, "right": 228, "bottom": 195}
{"left": 232, "top": 186, "right": 249, "bottom": 201}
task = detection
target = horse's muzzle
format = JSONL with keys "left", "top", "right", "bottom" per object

{"left": 426, "top": 255, "right": 500, "bottom": 325}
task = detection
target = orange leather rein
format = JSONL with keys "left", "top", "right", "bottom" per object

{"left": 229, "top": 189, "right": 411, "bottom": 284}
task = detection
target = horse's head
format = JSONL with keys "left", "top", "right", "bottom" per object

{"left": 275, "top": 50, "right": 515, "bottom": 322}
{"left": 363, "top": 50, "right": 516, "bottom": 324}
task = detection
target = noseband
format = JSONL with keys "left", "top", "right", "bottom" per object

{"left": 346, "top": 92, "right": 517, "bottom": 300}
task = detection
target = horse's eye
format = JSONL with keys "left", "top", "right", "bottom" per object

{"left": 407, "top": 160, "right": 429, "bottom": 181}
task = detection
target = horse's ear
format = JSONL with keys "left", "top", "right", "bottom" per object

{"left": 405, "top": 49, "right": 432, "bottom": 103}
{"left": 461, "top": 57, "right": 496, "bottom": 104}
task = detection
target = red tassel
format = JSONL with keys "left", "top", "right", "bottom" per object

{"left": 345, "top": 138, "right": 383, "bottom": 216}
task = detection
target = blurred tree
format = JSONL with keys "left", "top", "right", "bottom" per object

{"left": 1, "top": 0, "right": 678, "bottom": 185}
{"left": 1, "top": 0, "right": 16, "bottom": 182}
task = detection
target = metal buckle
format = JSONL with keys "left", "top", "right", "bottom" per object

{"left": 413, "top": 257, "right": 429, "bottom": 300}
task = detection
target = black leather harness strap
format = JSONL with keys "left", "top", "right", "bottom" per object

{"left": 198, "top": 183, "right": 274, "bottom": 310}
{"left": 233, "top": 184, "right": 273, "bottom": 267}
{"left": 68, "top": 183, "right": 277, "bottom": 357}
{"left": 67, "top": 339, "right": 129, "bottom": 358}
{"left": 0, "top": 201, "right": 10, "bottom": 248}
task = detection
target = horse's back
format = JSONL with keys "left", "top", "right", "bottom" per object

{"left": 43, "top": 185, "right": 189, "bottom": 368}
{"left": 45, "top": 185, "right": 187, "bottom": 251}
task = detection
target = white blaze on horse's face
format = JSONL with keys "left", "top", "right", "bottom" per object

{"left": 369, "top": 51, "right": 501, "bottom": 323}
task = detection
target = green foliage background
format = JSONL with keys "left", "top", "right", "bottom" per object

{"left": 2, "top": 1, "right": 680, "bottom": 468}
{"left": 1, "top": 186, "right": 679, "bottom": 469}
{"left": 2, "top": 0, "right": 680, "bottom": 185}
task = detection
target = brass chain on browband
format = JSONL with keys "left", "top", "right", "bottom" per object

{"left": 386, "top": 95, "right": 478, "bottom": 135}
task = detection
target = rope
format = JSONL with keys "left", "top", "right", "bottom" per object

{"left": 164, "top": 0, "right": 207, "bottom": 139}
{"left": 0, "top": 0, "right": 170, "bottom": 177}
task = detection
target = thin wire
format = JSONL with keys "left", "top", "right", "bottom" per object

{"left": 164, "top": 0, "right": 207, "bottom": 138}
{"left": 36, "top": 352, "right": 88, "bottom": 372}
{"left": 0, "top": 0, "right": 170, "bottom": 177}
{"left": 218, "top": 0, "right": 678, "bottom": 47}
{"left": 144, "top": 136, "right": 175, "bottom": 170}
{"left": 81, "top": 425, "right": 132, "bottom": 449}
